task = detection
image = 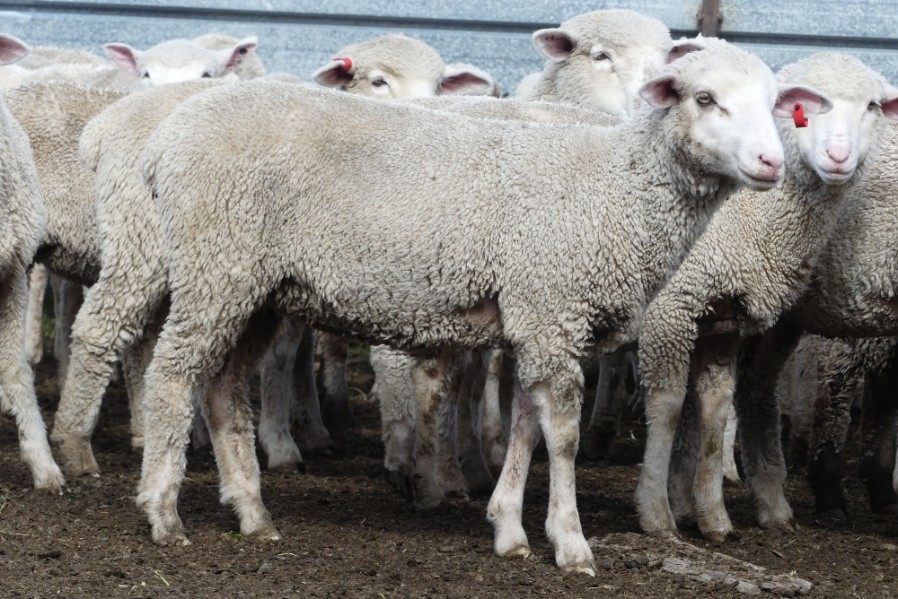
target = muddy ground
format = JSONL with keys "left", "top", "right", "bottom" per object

{"left": 0, "top": 351, "right": 896, "bottom": 598}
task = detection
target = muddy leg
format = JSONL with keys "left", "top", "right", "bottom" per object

{"left": 258, "top": 317, "right": 304, "bottom": 471}
{"left": 50, "top": 274, "right": 83, "bottom": 386}
{"left": 410, "top": 354, "right": 452, "bottom": 509}
{"left": 370, "top": 346, "right": 416, "bottom": 499}
{"left": 481, "top": 349, "right": 507, "bottom": 476}
{"left": 318, "top": 332, "right": 353, "bottom": 437}
{"left": 735, "top": 321, "right": 801, "bottom": 531}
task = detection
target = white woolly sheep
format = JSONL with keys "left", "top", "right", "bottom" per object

{"left": 137, "top": 41, "right": 822, "bottom": 574}
{"left": 516, "top": 9, "right": 675, "bottom": 117}
{"left": 0, "top": 34, "right": 65, "bottom": 492}
{"left": 635, "top": 53, "right": 897, "bottom": 542}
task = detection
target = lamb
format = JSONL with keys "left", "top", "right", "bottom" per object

{"left": 136, "top": 41, "right": 823, "bottom": 573}
{"left": 634, "top": 53, "right": 898, "bottom": 542}
{"left": 312, "top": 33, "right": 496, "bottom": 99}
{"left": 0, "top": 34, "right": 65, "bottom": 492}
{"left": 516, "top": 9, "right": 674, "bottom": 117}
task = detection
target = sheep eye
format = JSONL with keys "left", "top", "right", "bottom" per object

{"left": 371, "top": 76, "right": 388, "bottom": 88}
{"left": 202, "top": 72, "right": 213, "bottom": 78}
{"left": 868, "top": 100, "right": 881, "bottom": 111}
{"left": 695, "top": 92, "right": 714, "bottom": 106}
{"left": 591, "top": 51, "right": 610, "bottom": 61}
{"left": 141, "top": 72, "right": 150, "bottom": 79}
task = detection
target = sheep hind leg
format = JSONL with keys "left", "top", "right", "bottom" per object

{"left": 201, "top": 311, "right": 280, "bottom": 540}
{"left": 690, "top": 334, "right": 739, "bottom": 543}
{"left": 481, "top": 349, "right": 507, "bottom": 477}
{"left": 487, "top": 380, "right": 540, "bottom": 560}
{"left": 257, "top": 317, "right": 304, "bottom": 472}
{"left": 51, "top": 274, "right": 83, "bottom": 386}
{"left": 370, "top": 346, "right": 416, "bottom": 499}
{"left": 457, "top": 350, "right": 495, "bottom": 497}
{"left": 410, "top": 354, "right": 453, "bottom": 509}
{"left": 318, "top": 332, "right": 353, "bottom": 438}
{"left": 293, "top": 325, "right": 332, "bottom": 454}
{"left": 138, "top": 291, "right": 268, "bottom": 545}
{"left": 0, "top": 270, "right": 65, "bottom": 492}
{"left": 121, "top": 322, "right": 161, "bottom": 450}
{"left": 667, "top": 386, "right": 699, "bottom": 525}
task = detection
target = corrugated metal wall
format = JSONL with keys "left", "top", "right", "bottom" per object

{"left": 1, "top": 1, "right": 897, "bottom": 93}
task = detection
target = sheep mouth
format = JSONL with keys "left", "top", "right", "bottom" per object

{"left": 738, "top": 168, "right": 780, "bottom": 189}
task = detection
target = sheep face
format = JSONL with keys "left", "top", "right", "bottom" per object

{"left": 103, "top": 36, "right": 258, "bottom": 86}
{"left": 532, "top": 9, "right": 673, "bottom": 117}
{"left": 313, "top": 34, "right": 495, "bottom": 100}
{"left": 780, "top": 54, "right": 898, "bottom": 186}
{"left": 641, "top": 46, "right": 831, "bottom": 191}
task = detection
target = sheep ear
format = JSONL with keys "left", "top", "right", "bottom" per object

{"left": 667, "top": 40, "right": 704, "bottom": 64}
{"left": 773, "top": 84, "right": 832, "bottom": 118}
{"left": 219, "top": 36, "right": 258, "bottom": 73}
{"left": 639, "top": 74, "right": 681, "bottom": 108}
{"left": 103, "top": 43, "right": 142, "bottom": 75}
{"left": 440, "top": 64, "right": 499, "bottom": 97}
{"left": 312, "top": 58, "right": 354, "bottom": 88}
{"left": 879, "top": 86, "right": 898, "bottom": 121}
{"left": 532, "top": 28, "right": 577, "bottom": 61}
{"left": 0, "top": 34, "right": 29, "bottom": 65}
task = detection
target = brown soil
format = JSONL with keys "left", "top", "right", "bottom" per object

{"left": 0, "top": 355, "right": 896, "bottom": 598}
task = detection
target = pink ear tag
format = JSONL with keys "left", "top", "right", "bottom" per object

{"left": 793, "top": 102, "right": 808, "bottom": 128}
{"left": 332, "top": 56, "right": 353, "bottom": 72}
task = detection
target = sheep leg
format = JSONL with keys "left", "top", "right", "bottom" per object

{"left": 487, "top": 380, "right": 540, "bottom": 560}
{"left": 25, "top": 264, "right": 48, "bottom": 365}
{"left": 667, "top": 385, "right": 699, "bottom": 524}
{"left": 258, "top": 317, "right": 304, "bottom": 471}
{"left": 734, "top": 321, "right": 801, "bottom": 532}
{"left": 457, "top": 350, "right": 495, "bottom": 497}
{"left": 410, "top": 354, "right": 453, "bottom": 509}
{"left": 50, "top": 273, "right": 83, "bottom": 385}
{"left": 722, "top": 404, "right": 741, "bottom": 483}
{"left": 0, "top": 269, "right": 65, "bottom": 492}
{"left": 120, "top": 326, "right": 159, "bottom": 450}
{"left": 536, "top": 375, "right": 595, "bottom": 575}
{"left": 318, "top": 332, "right": 353, "bottom": 437}
{"left": 370, "top": 346, "right": 416, "bottom": 498}
{"left": 292, "top": 324, "right": 332, "bottom": 454}
{"left": 199, "top": 312, "right": 280, "bottom": 540}
{"left": 583, "top": 352, "right": 627, "bottom": 461}
{"left": 52, "top": 266, "right": 167, "bottom": 477}
{"left": 481, "top": 348, "right": 507, "bottom": 477}
{"left": 860, "top": 348, "right": 898, "bottom": 516}
{"left": 138, "top": 290, "right": 267, "bottom": 545}
{"left": 690, "top": 334, "right": 739, "bottom": 543}
{"left": 637, "top": 382, "right": 687, "bottom": 537}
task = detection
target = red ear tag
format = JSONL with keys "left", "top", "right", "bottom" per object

{"left": 793, "top": 102, "right": 808, "bottom": 128}
{"left": 332, "top": 56, "right": 353, "bottom": 72}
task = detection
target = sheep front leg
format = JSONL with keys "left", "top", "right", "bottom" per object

{"left": 487, "top": 380, "right": 540, "bottom": 559}
{"left": 690, "top": 334, "right": 739, "bottom": 543}
{"left": 258, "top": 317, "right": 304, "bottom": 471}
{"left": 25, "top": 264, "right": 48, "bottom": 365}
{"left": 735, "top": 321, "right": 801, "bottom": 532}
{"left": 201, "top": 314, "right": 280, "bottom": 540}
{"left": 370, "top": 346, "right": 416, "bottom": 499}
{"left": 0, "top": 269, "right": 65, "bottom": 492}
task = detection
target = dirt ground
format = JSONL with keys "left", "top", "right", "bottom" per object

{"left": 0, "top": 352, "right": 897, "bottom": 598}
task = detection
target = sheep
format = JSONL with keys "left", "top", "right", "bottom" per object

{"left": 135, "top": 41, "right": 824, "bottom": 573}
{"left": 103, "top": 35, "right": 260, "bottom": 86}
{"left": 0, "top": 34, "right": 65, "bottom": 492}
{"left": 312, "top": 33, "right": 496, "bottom": 99}
{"left": 634, "top": 53, "right": 897, "bottom": 543}
{"left": 516, "top": 9, "right": 674, "bottom": 117}
{"left": 17, "top": 36, "right": 268, "bottom": 474}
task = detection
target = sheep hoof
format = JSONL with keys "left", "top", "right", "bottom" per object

{"left": 56, "top": 437, "right": 100, "bottom": 477}
{"left": 33, "top": 465, "right": 66, "bottom": 494}
{"left": 497, "top": 544, "right": 532, "bottom": 559}
{"left": 703, "top": 530, "right": 729, "bottom": 544}
{"left": 560, "top": 562, "right": 597, "bottom": 577}
{"left": 384, "top": 467, "right": 416, "bottom": 501}
{"left": 152, "top": 527, "right": 191, "bottom": 547}
{"left": 246, "top": 524, "right": 281, "bottom": 542}
{"left": 815, "top": 508, "right": 849, "bottom": 524}
{"left": 762, "top": 518, "right": 796, "bottom": 534}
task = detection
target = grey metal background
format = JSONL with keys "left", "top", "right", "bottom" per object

{"left": 1, "top": 1, "right": 897, "bottom": 93}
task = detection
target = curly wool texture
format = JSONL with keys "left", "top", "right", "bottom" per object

{"left": 638, "top": 53, "right": 894, "bottom": 391}
{"left": 141, "top": 46, "right": 776, "bottom": 391}
{"left": 516, "top": 9, "right": 672, "bottom": 114}
{"left": 4, "top": 83, "right": 127, "bottom": 284}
